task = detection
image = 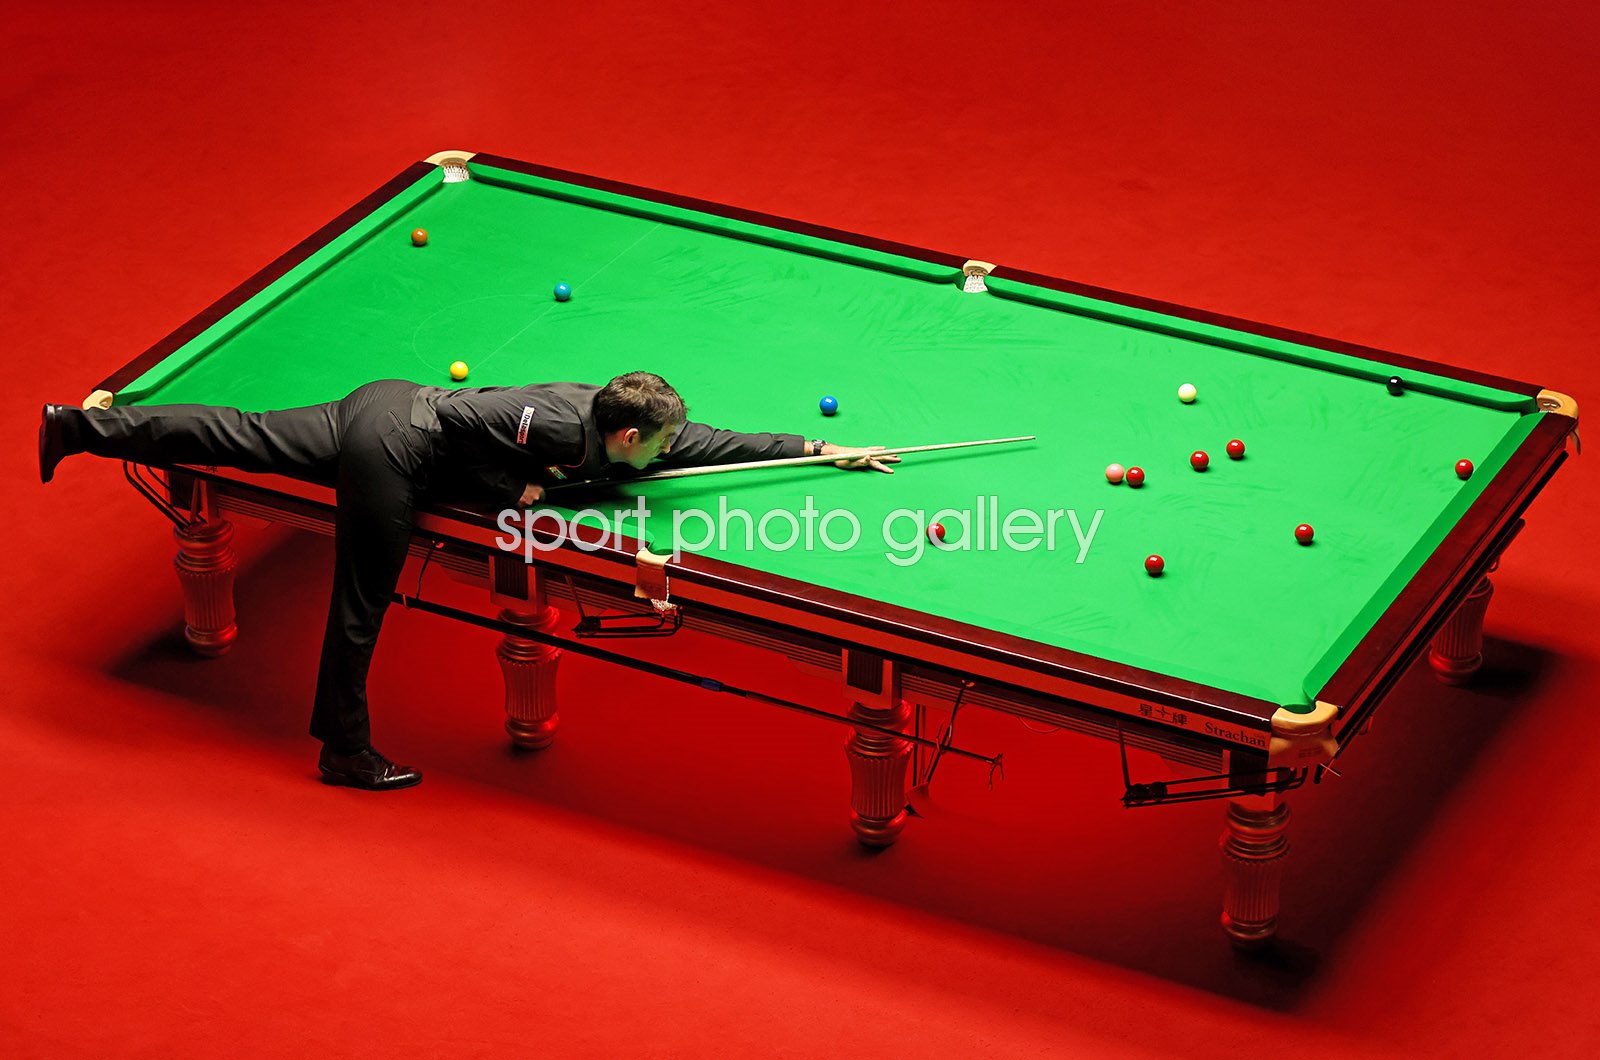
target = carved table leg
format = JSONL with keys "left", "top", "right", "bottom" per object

{"left": 498, "top": 604, "right": 563, "bottom": 749}
{"left": 172, "top": 518, "right": 237, "bottom": 657}
{"left": 1429, "top": 575, "right": 1494, "bottom": 685}
{"left": 845, "top": 698, "right": 912, "bottom": 848}
{"left": 1220, "top": 794, "right": 1291, "bottom": 947}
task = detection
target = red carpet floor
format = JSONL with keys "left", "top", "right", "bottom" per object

{"left": 4, "top": 1, "right": 1599, "bottom": 1056}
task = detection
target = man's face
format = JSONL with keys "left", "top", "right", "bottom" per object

{"left": 624, "top": 421, "right": 682, "bottom": 469}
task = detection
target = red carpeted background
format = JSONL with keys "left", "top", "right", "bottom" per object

{"left": 4, "top": 1, "right": 1598, "bottom": 1056}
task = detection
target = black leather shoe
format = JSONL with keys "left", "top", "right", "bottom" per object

{"left": 39, "top": 404, "right": 77, "bottom": 484}
{"left": 318, "top": 746, "right": 423, "bottom": 791}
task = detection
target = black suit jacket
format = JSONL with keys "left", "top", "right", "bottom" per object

{"left": 412, "top": 382, "right": 805, "bottom": 507}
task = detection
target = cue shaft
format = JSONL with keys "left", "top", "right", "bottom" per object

{"left": 547, "top": 435, "right": 1037, "bottom": 491}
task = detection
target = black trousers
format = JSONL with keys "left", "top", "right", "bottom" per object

{"left": 75, "top": 380, "right": 436, "bottom": 751}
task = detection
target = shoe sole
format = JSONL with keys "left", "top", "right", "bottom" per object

{"left": 39, "top": 411, "right": 53, "bottom": 484}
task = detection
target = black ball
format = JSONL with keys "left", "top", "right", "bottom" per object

{"left": 1386, "top": 375, "right": 1405, "bottom": 396}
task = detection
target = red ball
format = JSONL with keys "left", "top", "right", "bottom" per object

{"left": 1455, "top": 459, "right": 1474, "bottom": 480}
{"left": 1144, "top": 554, "right": 1164, "bottom": 576}
{"left": 1295, "top": 523, "right": 1315, "bottom": 544}
{"left": 1125, "top": 466, "right": 1145, "bottom": 488}
{"left": 411, "top": 228, "right": 429, "bottom": 246}
{"left": 927, "top": 522, "right": 946, "bottom": 543}
{"left": 1227, "top": 439, "right": 1245, "bottom": 459}
{"left": 1190, "top": 450, "right": 1209, "bottom": 471}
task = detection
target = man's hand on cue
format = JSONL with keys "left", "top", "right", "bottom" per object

{"left": 518, "top": 483, "right": 545, "bottom": 506}
{"left": 821, "top": 443, "right": 900, "bottom": 474}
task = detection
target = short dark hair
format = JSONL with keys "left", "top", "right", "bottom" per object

{"left": 595, "top": 371, "right": 688, "bottom": 438}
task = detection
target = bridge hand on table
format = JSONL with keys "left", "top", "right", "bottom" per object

{"left": 822, "top": 443, "right": 900, "bottom": 474}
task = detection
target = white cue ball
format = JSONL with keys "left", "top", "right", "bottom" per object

{"left": 1178, "top": 383, "right": 1198, "bottom": 403}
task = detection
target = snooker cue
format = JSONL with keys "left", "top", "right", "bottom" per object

{"left": 545, "top": 435, "right": 1037, "bottom": 491}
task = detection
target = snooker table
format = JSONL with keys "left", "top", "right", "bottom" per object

{"left": 85, "top": 151, "right": 1578, "bottom": 945}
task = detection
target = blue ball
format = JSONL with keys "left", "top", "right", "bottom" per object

{"left": 553, "top": 282, "right": 572, "bottom": 302}
{"left": 819, "top": 395, "right": 839, "bottom": 416}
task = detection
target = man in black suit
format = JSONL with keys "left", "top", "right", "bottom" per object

{"left": 40, "top": 372, "right": 894, "bottom": 789}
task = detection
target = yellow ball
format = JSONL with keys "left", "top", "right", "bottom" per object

{"left": 449, "top": 360, "right": 469, "bottom": 382}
